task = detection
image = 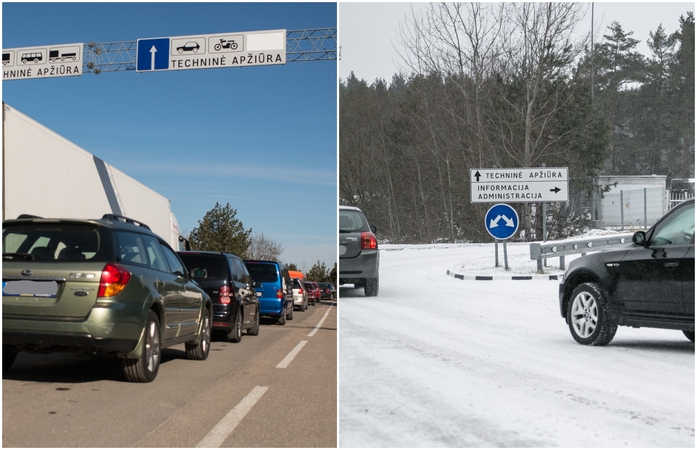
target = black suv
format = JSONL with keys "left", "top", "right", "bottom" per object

{"left": 2, "top": 214, "right": 213, "bottom": 382}
{"left": 178, "top": 251, "right": 260, "bottom": 342}
{"left": 559, "top": 199, "right": 694, "bottom": 345}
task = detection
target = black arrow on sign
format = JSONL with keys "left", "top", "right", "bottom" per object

{"left": 474, "top": 171, "right": 481, "bottom": 182}
{"left": 550, "top": 187, "right": 561, "bottom": 194}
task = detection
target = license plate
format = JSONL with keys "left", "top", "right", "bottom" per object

{"left": 3, "top": 280, "right": 58, "bottom": 298}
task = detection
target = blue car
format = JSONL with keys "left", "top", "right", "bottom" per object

{"left": 244, "top": 260, "right": 294, "bottom": 325}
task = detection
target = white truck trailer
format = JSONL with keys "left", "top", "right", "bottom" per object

{"left": 2, "top": 102, "right": 185, "bottom": 249}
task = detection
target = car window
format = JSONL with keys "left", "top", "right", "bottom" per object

{"left": 161, "top": 244, "right": 186, "bottom": 276}
{"left": 3, "top": 224, "right": 109, "bottom": 262}
{"left": 228, "top": 257, "right": 240, "bottom": 282}
{"left": 233, "top": 258, "right": 248, "bottom": 284}
{"left": 340, "top": 210, "right": 367, "bottom": 232}
{"left": 178, "top": 254, "right": 226, "bottom": 279}
{"left": 143, "top": 236, "right": 169, "bottom": 272}
{"left": 649, "top": 203, "right": 695, "bottom": 246}
{"left": 115, "top": 231, "right": 148, "bottom": 265}
{"left": 246, "top": 263, "right": 278, "bottom": 282}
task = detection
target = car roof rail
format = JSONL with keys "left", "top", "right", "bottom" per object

{"left": 16, "top": 214, "right": 44, "bottom": 219}
{"left": 102, "top": 214, "right": 151, "bottom": 230}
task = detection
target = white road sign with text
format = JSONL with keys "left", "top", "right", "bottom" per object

{"left": 3, "top": 44, "right": 84, "bottom": 80}
{"left": 470, "top": 167, "right": 569, "bottom": 203}
{"left": 136, "top": 29, "right": 286, "bottom": 72}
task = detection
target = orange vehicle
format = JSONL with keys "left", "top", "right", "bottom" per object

{"left": 289, "top": 270, "right": 304, "bottom": 280}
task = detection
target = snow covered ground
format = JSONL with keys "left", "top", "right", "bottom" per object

{"left": 339, "top": 241, "right": 695, "bottom": 447}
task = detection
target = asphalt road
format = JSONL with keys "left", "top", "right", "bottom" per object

{"left": 2, "top": 300, "right": 337, "bottom": 448}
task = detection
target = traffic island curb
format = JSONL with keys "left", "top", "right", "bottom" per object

{"left": 446, "top": 269, "right": 562, "bottom": 281}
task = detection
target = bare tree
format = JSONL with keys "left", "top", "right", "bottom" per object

{"left": 246, "top": 232, "right": 284, "bottom": 261}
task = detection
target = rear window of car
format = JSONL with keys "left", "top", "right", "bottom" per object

{"left": 245, "top": 263, "right": 279, "bottom": 283}
{"left": 2, "top": 223, "right": 112, "bottom": 262}
{"left": 178, "top": 254, "right": 226, "bottom": 279}
{"left": 292, "top": 279, "right": 303, "bottom": 288}
{"left": 339, "top": 210, "right": 368, "bottom": 232}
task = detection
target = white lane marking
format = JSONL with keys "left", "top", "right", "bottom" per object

{"left": 196, "top": 386, "right": 269, "bottom": 448}
{"left": 308, "top": 304, "right": 333, "bottom": 337}
{"left": 276, "top": 340, "right": 307, "bottom": 369}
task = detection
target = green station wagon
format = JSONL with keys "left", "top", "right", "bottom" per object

{"left": 2, "top": 214, "right": 213, "bottom": 382}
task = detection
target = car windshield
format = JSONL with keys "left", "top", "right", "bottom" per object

{"left": 2, "top": 223, "right": 112, "bottom": 262}
{"left": 339, "top": 210, "right": 367, "bottom": 233}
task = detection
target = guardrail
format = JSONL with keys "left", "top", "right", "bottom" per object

{"left": 529, "top": 233, "right": 635, "bottom": 271}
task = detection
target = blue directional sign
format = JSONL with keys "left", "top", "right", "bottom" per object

{"left": 485, "top": 203, "right": 519, "bottom": 240}
{"left": 136, "top": 38, "right": 170, "bottom": 71}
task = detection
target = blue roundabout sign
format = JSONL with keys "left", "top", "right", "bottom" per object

{"left": 484, "top": 203, "right": 519, "bottom": 240}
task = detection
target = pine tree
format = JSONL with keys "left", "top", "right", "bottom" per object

{"left": 188, "top": 202, "right": 252, "bottom": 257}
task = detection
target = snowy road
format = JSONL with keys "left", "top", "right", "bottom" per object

{"left": 339, "top": 243, "right": 694, "bottom": 447}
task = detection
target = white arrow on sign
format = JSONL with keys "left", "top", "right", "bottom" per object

{"left": 490, "top": 214, "right": 515, "bottom": 228}
{"left": 150, "top": 45, "right": 157, "bottom": 71}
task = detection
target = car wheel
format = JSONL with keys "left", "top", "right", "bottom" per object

{"left": 248, "top": 308, "right": 260, "bottom": 336}
{"left": 3, "top": 345, "right": 17, "bottom": 373}
{"left": 364, "top": 278, "right": 379, "bottom": 297}
{"left": 304, "top": 300, "right": 308, "bottom": 311}
{"left": 186, "top": 308, "right": 212, "bottom": 360}
{"left": 683, "top": 330, "right": 695, "bottom": 342}
{"left": 567, "top": 282, "right": 618, "bottom": 346}
{"left": 227, "top": 309, "right": 243, "bottom": 343}
{"left": 277, "top": 310, "right": 286, "bottom": 325}
{"left": 287, "top": 304, "right": 294, "bottom": 321}
{"left": 123, "top": 311, "right": 161, "bottom": 382}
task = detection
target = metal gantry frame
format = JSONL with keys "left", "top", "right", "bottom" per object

{"left": 83, "top": 28, "right": 337, "bottom": 74}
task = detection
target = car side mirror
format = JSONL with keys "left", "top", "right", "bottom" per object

{"left": 370, "top": 225, "right": 377, "bottom": 233}
{"left": 632, "top": 231, "right": 647, "bottom": 247}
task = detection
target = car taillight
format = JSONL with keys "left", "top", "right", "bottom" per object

{"left": 98, "top": 263, "right": 131, "bottom": 297}
{"left": 276, "top": 289, "right": 283, "bottom": 299}
{"left": 298, "top": 288, "right": 304, "bottom": 294}
{"left": 361, "top": 231, "right": 378, "bottom": 250}
{"left": 219, "top": 285, "right": 231, "bottom": 304}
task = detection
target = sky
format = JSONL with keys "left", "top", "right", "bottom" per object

{"left": 1, "top": 2, "right": 337, "bottom": 272}
{"left": 339, "top": 2, "right": 695, "bottom": 83}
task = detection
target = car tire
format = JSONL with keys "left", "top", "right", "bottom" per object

{"left": 227, "top": 309, "right": 242, "bottom": 343}
{"left": 123, "top": 311, "right": 161, "bottom": 382}
{"left": 683, "top": 330, "right": 695, "bottom": 342}
{"left": 567, "top": 282, "right": 618, "bottom": 346}
{"left": 364, "top": 278, "right": 379, "bottom": 297}
{"left": 277, "top": 310, "right": 286, "bottom": 325}
{"left": 304, "top": 300, "right": 308, "bottom": 311}
{"left": 187, "top": 308, "right": 212, "bottom": 360}
{"left": 3, "top": 345, "right": 17, "bottom": 373}
{"left": 287, "top": 304, "right": 294, "bottom": 321}
{"left": 248, "top": 308, "right": 260, "bottom": 336}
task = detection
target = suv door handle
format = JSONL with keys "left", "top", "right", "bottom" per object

{"left": 664, "top": 262, "right": 680, "bottom": 269}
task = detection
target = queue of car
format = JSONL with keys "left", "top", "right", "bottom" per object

{"left": 1, "top": 213, "right": 336, "bottom": 383}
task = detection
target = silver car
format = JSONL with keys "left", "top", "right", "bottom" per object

{"left": 339, "top": 206, "right": 379, "bottom": 296}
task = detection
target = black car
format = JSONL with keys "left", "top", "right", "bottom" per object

{"left": 339, "top": 206, "right": 379, "bottom": 296}
{"left": 178, "top": 251, "right": 260, "bottom": 343}
{"left": 559, "top": 199, "right": 694, "bottom": 345}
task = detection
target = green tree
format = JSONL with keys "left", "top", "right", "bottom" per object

{"left": 188, "top": 202, "right": 252, "bottom": 256}
{"left": 306, "top": 260, "right": 330, "bottom": 282}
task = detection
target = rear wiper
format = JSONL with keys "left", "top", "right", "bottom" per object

{"left": 2, "top": 253, "right": 35, "bottom": 261}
